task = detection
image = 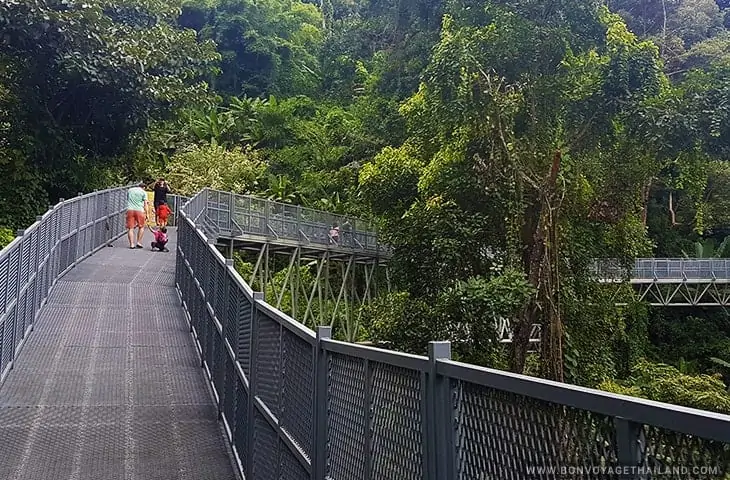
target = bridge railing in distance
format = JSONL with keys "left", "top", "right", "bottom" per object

{"left": 199, "top": 188, "right": 389, "bottom": 255}
{"left": 166, "top": 194, "right": 189, "bottom": 227}
{"left": 0, "top": 186, "right": 129, "bottom": 386}
{"left": 177, "top": 189, "right": 730, "bottom": 480}
{"left": 595, "top": 258, "right": 730, "bottom": 282}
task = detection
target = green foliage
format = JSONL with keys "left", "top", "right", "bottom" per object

{"left": 2, "top": 0, "right": 730, "bottom": 414}
{"left": 599, "top": 359, "right": 730, "bottom": 413}
{"left": 649, "top": 311, "right": 730, "bottom": 372}
{"left": 159, "top": 143, "right": 265, "bottom": 195}
{"left": 361, "top": 292, "right": 439, "bottom": 354}
{"left": 181, "top": 0, "right": 323, "bottom": 97}
{"left": 358, "top": 145, "right": 423, "bottom": 217}
{"left": 0, "top": 227, "right": 14, "bottom": 249}
{"left": 0, "top": 0, "right": 219, "bottom": 226}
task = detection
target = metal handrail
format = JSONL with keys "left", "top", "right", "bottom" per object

{"left": 0, "top": 185, "right": 130, "bottom": 386}
{"left": 176, "top": 188, "right": 730, "bottom": 480}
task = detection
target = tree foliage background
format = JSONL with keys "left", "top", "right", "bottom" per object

{"left": 3, "top": 0, "right": 730, "bottom": 411}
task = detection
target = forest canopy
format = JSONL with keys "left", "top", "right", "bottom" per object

{"left": 3, "top": 0, "right": 730, "bottom": 411}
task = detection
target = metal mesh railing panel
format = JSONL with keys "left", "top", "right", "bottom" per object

{"left": 211, "top": 320, "right": 225, "bottom": 398}
{"left": 370, "top": 362, "right": 424, "bottom": 479}
{"left": 281, "top": 328, "right": 314, "bottom": 459}
{"left": 253, "top": 409, "right": 279, "bottom": 479}
{"left": 0, "top": 255, "right": 8, "bottom": 313}
{"left": 236, "top": 287, "right": 252, "bottom": 374}
{"left": 254, "top": 311, "right": 282, "bottom": 417}
{"left": 222, "top": 351, "right": 237, "bottom": 428}
{"left": 281, "top": 439, "right": 310, "bottom": 480}
{"left": 452, "top": 379, "right": 618, "bottom": 480}
{"left": 1, "top": 306, "right": 14, "bottom": 372}
{"left": 327, "top": 352, "right": 367, "bottom": 479}
{"left": 15, "top": 290, "right": 26, "bottom": 345}
{"left": 641, "top": 425, "right": 730, "bottom": 478}
{"left": 233, "top": 375, "right": 250, "bottom": 473}
{"left": 0, "top": 186, "right": 128, "bottom": 387}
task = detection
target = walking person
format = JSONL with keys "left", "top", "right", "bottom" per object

{"left": 152, "top": 177, "right": 171, "bottom": 227}
{"left": 126, "top": 181, "right": 148, "bottom": 249}
{"left": 153, "top": 178, "right": 170, "bottom": 210}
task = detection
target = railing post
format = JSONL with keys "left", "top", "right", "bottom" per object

{"left": 313, "top": 325, "right": 331, "bottom": 480}
{"left": 296, "top": 205, "right": 302, "bottom": 242}
{"left": 246, "top": 291, "right": 264, "bottom": 480}
{"left": 427, "top": 341, "right": 453, "bottom": 480}
{"left": 615, "top": 418, "right": 642, "bottom": 479}
{"left": 264, "top": 200, "right": 270, "bottom": 238}
{"left": 74, "top": 193, "right": 82, "bottom": 262}
{"left": 228, "top": 192, "right": 234, "bottom": 233}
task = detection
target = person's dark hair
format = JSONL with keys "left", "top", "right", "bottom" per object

{"left": 161, "top": 227, "right": 167, "bottom": 233}
{"left": 137, "top": 181, "right": 145, "bottom": 187}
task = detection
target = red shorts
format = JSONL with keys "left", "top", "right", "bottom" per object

{"left": 126, "top": 210, "right": 145, "bottom": 229}
{"left": 155, "top": 205, "right": 169, "bottom": 223}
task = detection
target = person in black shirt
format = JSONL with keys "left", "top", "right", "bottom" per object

{"left": 153, "top": 178, "right": 170, "bottom": 210}
{"left": 152, "top": 178, "right": 171, "bottom": 227}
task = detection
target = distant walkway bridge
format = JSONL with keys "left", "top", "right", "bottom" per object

{"left": 597, "top": 259, "right": 730, "bottom": 307}
{"left": 0, "top": 186, "right": 728, "bottom": 479}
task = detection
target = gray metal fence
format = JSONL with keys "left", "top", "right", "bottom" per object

{"left": 596, "top": 258, "right": 730, "bottom": 282}
{"left": 166, "top": 194, "right": 188, "bottom": 227}
{"left": 177, "top": 189, "right": 730, "bottom": 480}
{"left": 0, "top": 186, "right": 129, "bottom": 386}
{"left": 197, "top": 188, "right": 389, "bottom": 255}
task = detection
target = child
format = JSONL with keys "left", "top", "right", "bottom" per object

{"left": 156, "top": 202, "right": 172, "bottom": 227}
{"left": 151, "top": 226, "right": 169, "bottom": 252}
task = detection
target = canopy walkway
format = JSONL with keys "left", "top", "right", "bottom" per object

{"left": 0, "top": 186, "right": 729, "bottom": 480}
{"left": 597, "top": 259, "right": 730, "bottom": 306}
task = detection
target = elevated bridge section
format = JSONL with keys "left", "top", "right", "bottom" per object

{"left": 597, "top": 259, "right": 730, "bottom": 306}
{"left": 0, "top": 186, "right": 728, "bottom": 480}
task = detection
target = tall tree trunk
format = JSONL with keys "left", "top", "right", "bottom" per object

{"left": 641, "top": 179, "right": 653, "bottom": 227}
{"left": 510, "top": 150, "right": 563, "bottom": 377}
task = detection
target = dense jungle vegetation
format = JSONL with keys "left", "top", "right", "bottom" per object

{"left": 2, "top": 0, "right": 730, "bottom": 412}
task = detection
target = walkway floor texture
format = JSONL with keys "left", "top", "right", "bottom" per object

{"left": 0, "top": 230, "right": 238, "bottom": 480}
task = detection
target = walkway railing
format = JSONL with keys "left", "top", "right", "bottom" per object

{"left": 199, "top": 188, "right": 390, "bottom": 255}
{"left": 177, "top": 189, "right": 730, "bottom": 480}
{"left": 597, "top": 258, "right": 730, "bottom": 281}
{"left": 0, "top": 186, "right": 128, "bottom": 385}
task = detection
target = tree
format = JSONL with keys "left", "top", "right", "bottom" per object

{"left": 0, "top": 0, "right": 219, "bottom": 226}
{"left": 181, "top": 0, "right": 323, "bottom": 97}
{"left": 359, "top": 3, "right": 666, "bottom": 380}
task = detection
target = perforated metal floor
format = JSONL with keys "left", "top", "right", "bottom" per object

{"left": 0, "top": 229, "right": 239, "bottom": 480}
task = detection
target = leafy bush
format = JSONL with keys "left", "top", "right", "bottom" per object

{"left": 0, "top": 227, "right": 14, "bottom": 249}
{"left": 599, "top": 359, "right": 730, "bottom": 414}
{"left": 159, "top": 144, "right": 265, "bottom": 196}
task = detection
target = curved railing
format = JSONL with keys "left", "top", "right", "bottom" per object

{"left": 198, "top": 188, "right": 391, "bottom": 256}
{"left": 0, "top": 186, "right": 129, "bottom": 385}
{"left": 176, "top": 189, "right": 730, "bottom": 480}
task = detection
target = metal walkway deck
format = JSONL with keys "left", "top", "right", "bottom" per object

{"left": 0, "top": 230, "right": 237, "bottom": 480}
{"left": 1, "top": 186, "right": 730, "bottom": 480}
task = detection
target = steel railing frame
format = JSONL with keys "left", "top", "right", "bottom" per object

{"left": 0, "top": 185, "right": 130, "bottom": 386}
{"left": 177, "top": 189, "right": 730, "bottom": 480}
